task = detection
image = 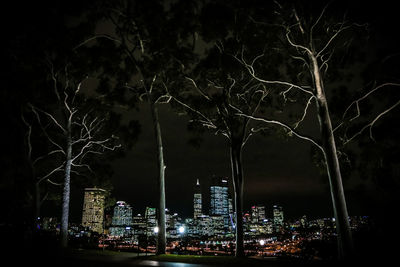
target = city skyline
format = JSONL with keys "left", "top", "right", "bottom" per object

{"left": 77, "top": 176, "right": 337, "bottom": 227}
{"left": 77, "top": 184, "right": 370, "bottom": 244}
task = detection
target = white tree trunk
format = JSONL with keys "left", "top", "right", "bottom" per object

{"left": 150, "top": 101, "right": 166, "bottom": 255}
{"left": 311, "top": 55, "right": 353, "bottom": 259}
{"left": 230, "top": 140, "right": 245, "bottom": 257}
{"left": 60, "top": 126, "right": 72, "bottom": 248}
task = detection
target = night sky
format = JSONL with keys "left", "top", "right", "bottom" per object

{"left": 81, "top": 1, "right": 399, "bottom": 222}
{"left": 3, "top": 0, "right": 399, "bottom": 224}
{"left": 100, "top": 102, "right": 368, "bottom": 221}
{"left": 108, "top": 102, "right": 329, "bottom": 220}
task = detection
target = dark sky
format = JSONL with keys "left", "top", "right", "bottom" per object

{"left": 82, "top": 1, "right": 400, "bottom": 222}
{"left": 4, "top": 0, "right": 398, "bottom": 224}
{"left": 62, "top": 0, "right": 400, "bottom": 223}
{"left": 88, "top": 102, "right": 366, "bottom": 221}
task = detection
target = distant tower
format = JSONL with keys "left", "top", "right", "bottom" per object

{"left": 273, "top": 205, "right": 284, "bottom": 231}
{"left": 193, "top": 179, "right": 202, "bottom": 219}
{"left": 145, "top": 207, "right": 157, "bottom": 236}
{"left": 109, "top": 201, "right": 133, "bottom": 237}
{"left": 81, "top": 188, "right": 106, "bottom": 233}
{"left": 210, "top": 176, "right": 229, "bottom": 229}
{"left": 251, "top": 205, "right": 266, "bottom": 223}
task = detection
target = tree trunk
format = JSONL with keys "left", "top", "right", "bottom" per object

{"left": 311, "top": 55, "right": 353, "bottom": 260}
{"left": 60, "top": 129, "right": 72, "bottom": 248}
{"left": 34, "top": 181, "right": 40, "bottom": 229}
{"left": 230, "top": 140, "right": 245, "bottom": 258}
{"left": 150, "top": 101, "right": 166, "bottom": 255}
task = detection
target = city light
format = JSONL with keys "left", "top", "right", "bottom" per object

{"left": 178, "top": 226, "right": 185, "bottom": 234}
{"left": 154, "top": 226, "right": 159, "bottom": 233}
{"left": 259, "top": 240, "right": 265, "bottom": 246}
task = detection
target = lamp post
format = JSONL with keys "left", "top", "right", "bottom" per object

{"left": 178, "top": 226, "right": 185, "bottom": 234}
{"left": 153, "top": 227, "right": 159, "bottom": 254}
{"left": 259, "top": 239, "right": 265, "bottom": 257}
{"left": 178, "top": 226, "right": 185, "bottom": 253}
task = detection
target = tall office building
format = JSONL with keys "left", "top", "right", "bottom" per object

{"left": 273, "top": 205, "right": 284, "bottom": 231}
{"left": 132, "top": 213, "right": 147, "bottom": 236}
{"left": 81, "top": 188, "right": 106, "bottom": 233}
{"left": 251, "top": 205, "right": 266, "bottom": 223}
{"left": 109, "top": 201, "right": 133, "bottom": 237}
{"left": 210, "top": 176, "right": 229, "bottom": 229}
{"left": 228, "top": 197, "right": 235, "bottom": 232}
{"left": 193, "top": 179, "right": 202, "bottom": 219}
{"left": 145, "top": 207, "right": 157, "bottom": 236}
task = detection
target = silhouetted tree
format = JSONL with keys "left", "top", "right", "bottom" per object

{"left": 1, "top": 0, "right": 98, "bottom": 243}
{"left": 164, "top": 1, "right": 284, "bottom": 257}
{"left": 26, "top": 61, "right": 120, "bottom": 248}
{"left": 75, "top": 0, "right": 195, "bottom": 254}
{"left": 233, "top": 1, "right": 400, "bottom": 260}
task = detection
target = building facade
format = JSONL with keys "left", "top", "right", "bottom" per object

{"left": 145, "top": 207, "right": 157, "bottom": 236}
{"left": 193, "top": 179, "right": 202, "bottom": 219}
{"left": 273, "top": 205, "right": 284, "bottom": 232}
{"left": 210, "top": 177, "right": 230, "bottom": 230}
{"left": 251, "top": 205, "right": 266, "bottom": 223}
{"left": 81, "top": 188, "right": 106, "bottom": 234}
{"left": 109, "top": 201, "right": 133, "bottom": 237}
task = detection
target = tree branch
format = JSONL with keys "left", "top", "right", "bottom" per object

{"left": 236, "top": 113, "right": 324, "bottom": 153}
{"left": 74, "top": 34, "right": 122, "bottom": 50}
{"left": 29, "top": 104, "right": 67, "bottom": 134}
{"left": 38, "top": 163, "right": 64, "bottom": 184}
{"left": 29, "top": 104, "right": 65, "bottom": 152}
{"left": 343, "top": 99, "right": 400, "bottom": 145}
{"left": 334, "top": 83, "right": 400, "bottom": 132}
{"left": 231, "top": 48, "right": 314, "bottom": 97}
{"left": 184, "top": 77, "right": 211, "bottom": 101}
{"left": 293, "top": 95, "right": 315, "bottom": 129}
{"left": 33, "top": 149, "right": 65, "bottom": 166}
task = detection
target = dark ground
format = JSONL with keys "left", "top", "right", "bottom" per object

{"left": 4, "top": 244, "right": 396, "bottom": 267}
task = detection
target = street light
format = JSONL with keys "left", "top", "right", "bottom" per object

{"left": 178, "top": 226, "right": 185, "bottom": 253}
{"left": 154, "top": 226, "right": 159, "bottom": 233}
{"left": 259, "top": 239, "right": 265, "bottom": 257}
{"left": 178, "top": 226, "right": 185, "bottom": 234}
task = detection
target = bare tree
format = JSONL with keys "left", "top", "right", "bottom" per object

{"left": 26, "top": 62, "right": 120, "bottom": 248}
{"left": 233, "top": 2, "right": 400, "bottom": 260}
{"left": 74, "top": 1, "right": 178, "bottom": 254}
{"left": 21, "top": 111, "right": 57, "bottom": 231}
{"left": 164, "top": 46, "right": 269, "bottom": 257}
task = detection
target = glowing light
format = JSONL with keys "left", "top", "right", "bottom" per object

{"left": 259, "top": 240, "right": 265, "bottom": 246}
{"left": 178, "top": 226, "right": 185, "bottom": 234}
{"left": 154, "top": 226, "right": 159, "bottom": 233}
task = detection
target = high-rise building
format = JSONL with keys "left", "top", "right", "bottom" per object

{"left": 145, "top": 207, "right": 157, "bottom": 236}
{"left": 193, "top": 179, "right": 202, "bottom": 219}
{"left": 109, "top": 201, "right": 133, "bottom": 237}
{"left": 300, "top": 215, "right": 308, "bottom": 228}
{"left": 210, "top": 176, "right": 229, "bottom": 230}
{"left": 251, "top": 205, "right": 266, "bottom": 223}
{"left": 273, "top": 205, "right": 284, "bottom": 231}
{"left": 81, "top": 188, "right": 106, "bottom": 233}
{"left": 228, "top": 197, "right": 235, "bottom": 232}
{"left": 132, "top": 213, "right": 146, "bottom": 236}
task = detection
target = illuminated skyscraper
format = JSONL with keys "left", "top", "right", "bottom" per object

{"left": 145, "top": 207, "right": 157, "bottom": 236}
{"left": 273, "top": 205, "right": 284, "bottom": 231}
{"left": 109, "top": 201, "right": 133, "bottom": 237}
{"left": 81, "top": 188, "right": 106, "bottom": 233}
{"left": 210, "top": 176, "right": 229, "bottom": 230}
{"left": 193, "top": 179, "right": 202, "bottom": 219}
{"left": 251, "top": 205, "right": 266, "bottom": 223}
